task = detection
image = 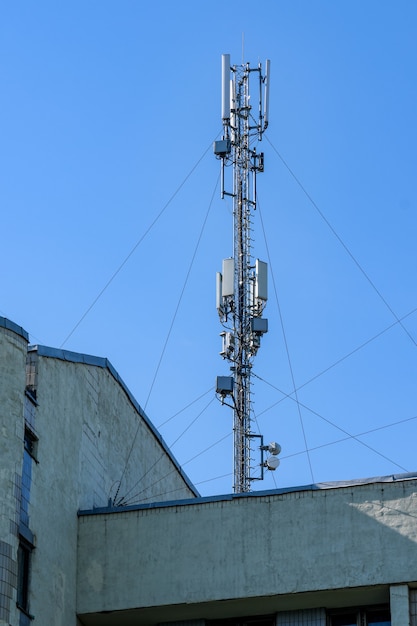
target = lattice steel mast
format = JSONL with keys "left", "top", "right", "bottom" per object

{"left": 214, "top": 54, "right": 280, "bottom": 493}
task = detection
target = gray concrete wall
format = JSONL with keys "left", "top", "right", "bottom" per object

{"left": 28, "top": 349, "right": 197, "bottom": 626}
{"left": 390, "top": 585, "right": 410, "bottom": 626}
{"left": 2, "top": 320, "right": 198, "bottom": 626}
{"left": 31, "top": 351, "right": 196, "bottom": 510}
{"left": 77, "top": 477, "right": 417, "bottom": 619}
{"left": 0, "top": 320, "right": 28, "bottom": 626}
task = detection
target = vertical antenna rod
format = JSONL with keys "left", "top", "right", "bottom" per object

{"left": 214, "top": 54, "right": 279, "bottom": 493}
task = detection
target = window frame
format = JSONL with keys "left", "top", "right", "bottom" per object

{"left": 207, "top": 615, "right": 276, "bottom": 626}
{"left": 23, "top": 424, "right": 38, "bottom": 463}
{"left": 16, "top": 538, "right": 34, "bottom": 618}
{"left": 328, "top": 605, "right": 391, "bottom": 626}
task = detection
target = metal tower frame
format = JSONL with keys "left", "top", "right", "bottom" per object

{"left": 215, "top": 54, "right": 278, "bottom": 493}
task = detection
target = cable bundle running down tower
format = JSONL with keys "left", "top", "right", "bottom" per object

{"left": 214, "top": 54, "right": 280, "bottom": 493}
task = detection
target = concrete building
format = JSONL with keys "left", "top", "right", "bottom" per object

{"left": 1, "top": 315, "right": 417, "bottom": 626}
{"left": 0, "top": 317, "right": 197, "bottom": 626}
{"left": 78, "top": 476, "right": 417, "bottom": 626}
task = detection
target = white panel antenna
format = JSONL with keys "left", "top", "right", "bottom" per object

{"left": 216, "top": 272, "right": 223, "bottom": 313}
{"left": 221, "top": 54, "right": 231, "bottom": 121}
{"left": 264, "top": 59, "right": 271, "bottom": 128}
{"left": 255, "top": 259, "right": 268, "bottom": 301}
{"left": 221, "top": 258, "right": 234, "bottom": 297}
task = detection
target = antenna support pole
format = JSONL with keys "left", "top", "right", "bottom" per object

{"left": 215, "top": 54, "right": 275, "bottom": 493}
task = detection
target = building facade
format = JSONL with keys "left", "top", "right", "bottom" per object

{"left": 0, "top": 317, "right": 197, "bottom": 626}
{"left": 1, "top": 316, "right": 417, "bottom": 626}
{"left": 77, "top": 475, "right": 417, "bottom": 626}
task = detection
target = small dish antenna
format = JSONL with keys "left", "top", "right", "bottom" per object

{"left": 261, "top": 441, "right": 281, "bottom": 472}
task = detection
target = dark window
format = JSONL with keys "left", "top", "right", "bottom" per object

{"left": 21, "top": 431, "right": 35, "bottom": 529}
{"left": 208, "top": 616, "right": 275, "bottom": 626}
{"left": 23, "top": 426, "right": 38, "bottom": 461}
{"left": 367, "top": 609, "right": 391, "bottom": 625}
{"left": 329, "top": 607, "right": 390, "bottom": 626}
{"left": 18, "top": 420, "right": 37, "bottom": 621}
{"left": 331, "top": 616, "right": 357, "bottom": 626}
{"left": 17, "top": 541, "right": 31, "bottom": 612}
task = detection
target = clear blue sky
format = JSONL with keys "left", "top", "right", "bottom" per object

{"left": 1, "top": 1, "right": 417, "bottom": 499}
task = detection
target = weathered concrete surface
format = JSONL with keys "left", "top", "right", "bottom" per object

{"left": 390, "top": 584, "right": 410, "bottom": 626}
{"left": 27, "top": 349, "right": 197, "bottom": 626}
{"left": 77, "top": 477, "right": 417, "bottom": 623}
{"left": 0, "top": 319, "right": 28, "bottom": 626}
{"left": 1, "top": 320, "right": 197, "bottom": 626}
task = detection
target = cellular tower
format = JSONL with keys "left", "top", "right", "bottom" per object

{"left": 214, "top": 54, "right": 280, "bottom": 493}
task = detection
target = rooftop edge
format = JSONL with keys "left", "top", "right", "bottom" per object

{"left": 0, "top": 316, "right": 29, "bottom": 342}
{"left": 78, "top": 471, "right": 417, "bottom": 516}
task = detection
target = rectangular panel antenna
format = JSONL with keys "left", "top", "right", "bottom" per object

{"left": 221, "top": 54, "right": 231, "bottom": 121}
{"left": 222, "top": 258, "right": 234, "bottom": 297}
{"left": 255, "top": 259, "right": 268, "bottom": 301}
{"left": 264, "top": 59, "right": 271, "bottom": 127}
{"left": 216, "top": 272, "right": 223, "bottom": 312}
